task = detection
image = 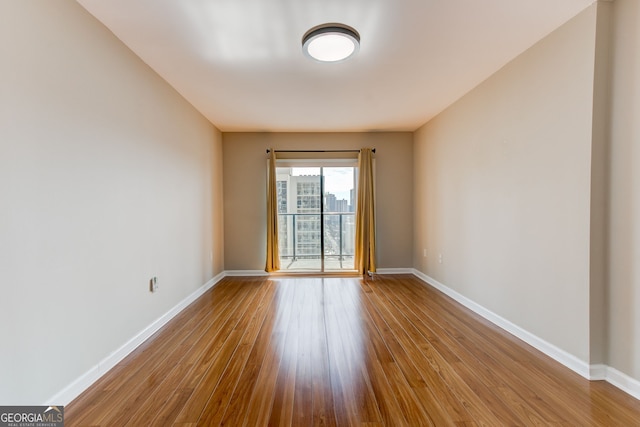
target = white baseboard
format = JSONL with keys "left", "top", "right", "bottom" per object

{"left": 47, "top": 268, "right": 640, "bottom": 405}
{"left": 590, "top": 363, "right": 608, "bottom": 380}
{"left": 225, "top": 269, "right": 415, "bottom": 277}
{"left": 410, "top": 269, "right": 591, "bottom": 378}
{"left": 375, "top": 268, "right": 414, "bottom": 275}
{"left": 46, "top": 272, "right": 226, "bottom": 406}
{"left": 606, "top": 367, "right": 640, "bottom": 400}
{"left": 411, "top": 269, "right": 640, "bottom": 401}
{"left": 224, "top": 270, "right": 269, "bottom": 276}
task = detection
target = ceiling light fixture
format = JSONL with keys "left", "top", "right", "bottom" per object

{"left": 302, "top": 23, "right": 360, "bottom": 62}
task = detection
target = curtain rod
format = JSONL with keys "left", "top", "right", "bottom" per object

{"left": 266, "top": 149, "right": 375, "bottom": 154}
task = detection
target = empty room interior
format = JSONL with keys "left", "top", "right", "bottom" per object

{"left": 2, "top": 0, "right": 640, "bottom": 425}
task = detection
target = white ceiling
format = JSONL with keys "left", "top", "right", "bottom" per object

{"left": 76, "top": 0, "right": 594, "bottom": 132}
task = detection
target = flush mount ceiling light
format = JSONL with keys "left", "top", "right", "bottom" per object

{"left": 302, "top": 23, "right": 360, "bottom": 62}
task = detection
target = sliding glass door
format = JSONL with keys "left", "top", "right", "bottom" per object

{"left": 276, "top": 162, "right": 356, "bottom": 272}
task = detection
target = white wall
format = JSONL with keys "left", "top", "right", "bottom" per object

{"left": 0, "top": 1, "right": 224, "bottom": 404}
{"left": 607, "top": 0, "right": 640, "bottom": 382}
{"left": 413, "top": 6, "right": 598, "bottom": 363}
{"left": 414, "top": 0, "right": 640, "bottom": 390}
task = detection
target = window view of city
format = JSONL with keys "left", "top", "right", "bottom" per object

{"left": 276, "top": 166, "right": 356, "bottom": 271}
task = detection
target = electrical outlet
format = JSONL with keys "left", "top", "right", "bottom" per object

{"left": 438, "top": 253, "right": 443, "bottom": 264}
{"left": 423, "top": 249, "right": 427, "bottom": 258}
{"left": 150, "top": 277, "right": 158, "bottom": 292}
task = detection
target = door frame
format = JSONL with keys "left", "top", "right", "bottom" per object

{"left": 274, "top": 158, "right": 358, "bottom": 272}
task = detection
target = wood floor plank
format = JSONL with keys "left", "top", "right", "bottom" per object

{"left": 381, "top": 276, "right": 585, "bottom": 424}
{"left": 309, "top": 281, "right": 337, "bottom": 427}
{"left": 213, "top": 280, "right": 283, "bottom": 425}
{"left": 324, "top": 279, "right": 384, "bottom": 425}
{"left": 355, "top": 289, "right": 418, "bottom": 426}
{"left": 382, "top": 278, "right": 565, "bottom": 423}
{"left": 99, "top": 282, "right": 253, "bottom": 426}
{"left": 367, "top": 276, "right": 552, "bottom": 425}
{"left": 196, "top": 280, "right": 275, "bottom": 425}
{"left": 292, "top": 281, "right": 315, "bottom": 427}
{"left": 65, "top": 275, "right": 640, "bottom": 427}
{"left": 360, "top": 280, "right": 472, "bottom": 426}
{"left": 269, "top": 282, "right": 303, "bottom": 427}
{"left": 362, "top": 280, "right": 470, "bottom": 426}
{"left": 323, "top": 280, "right": 367, "bottom": 426}
{"left": 65, "top": 287, "right": 239, "bottom": 427}
{"left": 172, "top": 278, "right": 272, "bottom": 424}
{"left": 239, "top": 280, "right": 297, "bottom": 427}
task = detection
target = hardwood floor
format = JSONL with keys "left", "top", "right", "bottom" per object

{"left": 65, "top": 274, "right": 640, "bottom": 426}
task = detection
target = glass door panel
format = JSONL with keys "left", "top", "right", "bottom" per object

{"left": 323, "top": 167, "right": 355, "bottom": 271}
{"left": 277, "top": 167, "right": 321, "bottom": 271}
{"left": 276, "top": 164, "right": 356, "bottom": 272}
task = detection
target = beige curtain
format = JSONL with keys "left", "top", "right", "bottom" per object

{"left": 354, "top": 148, "right": 376, "bottom": 274}
{"left": 265, "top": 149, "right": 280, "bottom": 272}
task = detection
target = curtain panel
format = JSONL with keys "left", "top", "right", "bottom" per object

{"left": 265, "top": 149, "right": 280, "bottom": 272}
{"left": 354, "top": 148, "right": 376, "bottom": 274}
